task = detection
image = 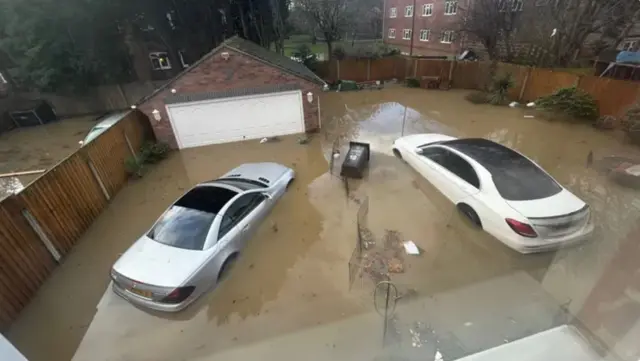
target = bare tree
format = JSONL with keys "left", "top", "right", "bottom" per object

{"left": 457, "top": 0, "right": 523, "bottom": 61}
{"left": 296, "top": 0, "right": 351, "bottom": 59}
{"left": 270, "top": 0, "right": 288, "bottom": 54}
{"left": 532, "top": 0, "right": 640, "bottom": 66}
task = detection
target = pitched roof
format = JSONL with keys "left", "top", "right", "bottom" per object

{"left": 136, "top": 36, "right": 324, "bottom": 106}
{"left": 223, "top": 36, "right": 325, "bottom": 86}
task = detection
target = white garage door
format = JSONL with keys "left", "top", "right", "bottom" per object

{"left": 167, "top": 90, "right": 305, "bottom": 149}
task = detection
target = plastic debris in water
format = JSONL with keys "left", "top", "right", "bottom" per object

{"left": 527, "top": 102, "right": 536, "bottom": 107}
{"left": 260, "top": 138, "right": 268, "bottom": 144}
{"left": 524, "top": 115, "right": 535, "bottom": 118}
{"left": 509, "top": 101, "right": 519, "bottom": 108}
{"left": 403, "top": 241, "right": 420, "bottom": 255}
{"left": 434, "top": 351, "right": 443, "bottom": 361}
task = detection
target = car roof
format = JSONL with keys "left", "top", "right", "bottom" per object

{"left": 94, "top": 111, "right": 129, "bottom": 128}
{"left": 441, "top": 138, "right": 529, "bottom": 170}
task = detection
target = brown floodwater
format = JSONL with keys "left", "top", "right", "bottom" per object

{"left": 0, "top": 116, "right": 96, "bottom": 199}
{"left": 7, "top": 88, "right": 640, "bottom": 361}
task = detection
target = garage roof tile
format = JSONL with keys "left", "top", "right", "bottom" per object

{"left": 164, "top": 84, "right": 301, "bottom": 104}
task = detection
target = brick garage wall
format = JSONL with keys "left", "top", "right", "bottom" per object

{"left": 139, "top": 47, "right": 321, "bottom": 148}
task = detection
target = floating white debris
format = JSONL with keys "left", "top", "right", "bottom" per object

{"left": 464, "top": 322, "right": 473, "bottom": 327}
{"left": 260, "top": 137, "right": 268, "bottom": 144}
{"left": 403, "top": 240, "right": 420, "bottom": 255}
{"left": 509, "top": 101, "right": 519, "bottom": 108}
{"left": 526, "top": 102, "right": 536, "bottom": 107}
{"left": 524, "top": 115, "right": 535, "bottom": 118}
{"left": 435, "top": 351, "right": 443, "bottom": 361}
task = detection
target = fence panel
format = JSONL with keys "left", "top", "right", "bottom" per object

{"left": 523, "top": 69, "right": 579, "bottom": 101}
{"left": 0, "top": 110, "right": 151, "bottom": 330}
{"left": 416, "top": 60, "right": 451, "bottom": 82}
{"left": 370, "top": 57, "right": 400, "bottom": 81}
{"left": 451, "top": 62, "right": 480, "bottom": 89}
{"left": 496, "top": 63, "right": 530, "bottom": 99}
{"left": 578, "top": 76, "right": 640, "bottom": 117}
{"left": 339, "top": 59, "right": 370, "bottom": 82}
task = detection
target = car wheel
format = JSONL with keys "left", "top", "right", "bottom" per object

{"left": 457, "top": 203, "right": 482, "bottom": 229}
{"left": 218, "top": 254, "right": 238, "bottom": 282}
{"left": 393, "top": 148, "right": 403, "bottom": 160}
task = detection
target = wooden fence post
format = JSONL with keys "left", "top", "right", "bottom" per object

{"left": 519, "top": 67, "right": 532, "bottom": 101}
{"left": 413, "top": 59, "right": 418, "bottom": 78}
{"left": 367, "top": 59, "right": 371, "bottom": 81}
{"left": 337, "top": 60, "right": 341, "bottom": 80}
{"left": 448, "top": 60, "right": 455, "bottom": 85}
{"left": 22, "top": 209, "right": 61, "bottom": 262}
{"left": 86, "top": 158, "right": 110, "bottom": 201}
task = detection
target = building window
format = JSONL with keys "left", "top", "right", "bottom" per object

{"left": 405, "top": 5, "right": 414, "bottom": 17}
{"left": 390, "top": 7, "right": 397, "bottom": 17}
{"left": 444, "top": 1, "right": 457, "bottom": 15}
{"left": 440, "top": 30, "right": 454, "bottom": 43}
{"left": 388, "top": 28, "right": 396, "bottom": 38}
{"left": 178, "top": 51, "right": 189, "bottom": 68}
{"left": 403, "top": 29, "right": 412, "bottom": 40}
{"left": 422, "top": 4, "right": 433, "bottom": 16}
{"left": 149, "top": 52, "right": 172, "bottom": 70}
{"left": 500, "top": 0, "right": 523, "bottom": 11}
{"left": 419, "top": 29, "right": 431, "bottom": 41}
{"left": 621, "top": 39, "right": 638, "bottom": 51}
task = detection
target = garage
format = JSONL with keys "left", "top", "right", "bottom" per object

{"left": 167, "top": 89, "right": 305, "bottom": 149}
{"left": 137, "top": 36, "right": 325, "bottom": 149}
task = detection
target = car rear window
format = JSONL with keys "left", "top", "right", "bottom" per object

{"left": 147, "top": 206, "right": 214, "bottom": 250}
{"left": 491, "top": 162, "right": 562, "bottom": 201}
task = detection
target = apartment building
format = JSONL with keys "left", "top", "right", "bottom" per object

{"left": 383, "top": 0, "right": 468, "bottom": 57}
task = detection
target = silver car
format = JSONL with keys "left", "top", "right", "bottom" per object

{"left": 110, "top": 162, "right": 295, "bottom": 312}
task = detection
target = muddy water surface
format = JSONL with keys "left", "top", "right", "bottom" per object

{"left": 8, "top": 88, "right": 640, "bottom": 361}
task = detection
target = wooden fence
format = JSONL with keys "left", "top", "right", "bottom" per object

{"left": 0, "top": 110, "right": 153, "bottom": 330}
{"left": 315, "top": 58, "right": 640, "bottom": 118}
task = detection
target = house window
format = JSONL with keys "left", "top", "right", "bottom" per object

{"left": 422, "top": 4, "right": 433, "bottom": 16}
{"left": 403, "top": 29, "right": 412, "bottom": 40}
{"left": 622, "top": 39, "right": 638, "bottom": 51}
{"left": 500, "top": 0, "right": 523, "bottom": 11}
{"left": 388, "top": 28, "right": 396, "bottom": 38}
{"left": 149, "top": 52, "right": 172, "bottom": 70}
{"left": 178, "top": 51, "right": 189, "bottom": 68}
{"left": 405, "top": 5, "right": 414, "bottom": 17}
{"left": 444, "top": 1, "right": 457, "bottom": 15}
{"left": 419, "top": 29, "right": 431, "bottom": 41}
{"left": 441, "top": 30, "right": 454, "bottom": 43}
{"left": 390, "top": 7, "right": 397, "bottom": 17}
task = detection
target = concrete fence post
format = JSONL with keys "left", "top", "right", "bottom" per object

{"left": 519, "top": 67, "right": 532, "bottom": 101}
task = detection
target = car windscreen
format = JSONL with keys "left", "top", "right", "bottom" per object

{"left": 214, "top": 178, "right": 267, "bottom": 190}
{"left": 147, "top": 206, "right": 214, "bottom": 250}
{"left": 490, "top": 162, "right": 562, "bottom": 201}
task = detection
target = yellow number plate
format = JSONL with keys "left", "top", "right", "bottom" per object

{"left": 129, "top": 288, "right": 152, "bottom": 298}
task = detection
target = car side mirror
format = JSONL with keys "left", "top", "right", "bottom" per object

{"left": 415, "top": 148, "right": 424, "bottom": 155}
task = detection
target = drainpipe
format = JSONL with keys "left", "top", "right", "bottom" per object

{"left": 409, "top": 0, "right": 417, "bottom": 56}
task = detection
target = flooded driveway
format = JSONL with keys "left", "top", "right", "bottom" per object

{"left": 0, "top": 116, "right": 96, "bottom": 198}
{"left": 7, "top": 88, "right": 640, "bottom": 361}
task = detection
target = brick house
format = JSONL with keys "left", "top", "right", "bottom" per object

{"left": 383, "top": 0, "right": 470, "bottom": 57}
{"left": 136, "top": 36, "right": 326, "bottom": 149}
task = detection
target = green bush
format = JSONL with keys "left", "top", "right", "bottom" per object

{"left": 332, "top": 46, "right": 346, "bottom": 60}
{"left": 536, "top": 86, "right": 599, "bottom": 122}
{"left": 405, "top": 77, "right": 420, "bottom": 88}
{"left": 124, "top": 157, "right": 144, "bottom": 178}
{"left": 465, "top": 91, "right": 490, "bottom": 104}
{"left": 488, "top": 73, "right": 515, "bottom": 105}
{"left": 291, "top": 44, "right": 317, "bottom": 70}
{"left": 623, "top": 103, "right": 640, "bottom": 145}
{"left": 140, "top": 141, "right": 170, "bottom": 164}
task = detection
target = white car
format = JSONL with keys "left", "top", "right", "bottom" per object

{"left": 393, "top": 134, "right": 594, "bottom": 254}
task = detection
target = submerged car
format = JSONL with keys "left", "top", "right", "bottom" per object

{"left": 78, "top": 112, "right": 125, "bottom": 146}
{"left": 110, "top": 162, "right": 295, "bottom": 312}
{"left": 393, "top": 134, "right": 594, "bottom": 254}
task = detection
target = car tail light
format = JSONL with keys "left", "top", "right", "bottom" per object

{"left": 160, "top": 286, "right": 195, "bottom": 304}
{"left": 506, "top": 218, "right": 538, "bottom": 238}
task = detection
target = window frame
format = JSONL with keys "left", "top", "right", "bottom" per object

{"left": 217, "top": 193, "right": 267, "bottom": 240}
{"left": 444, "top": 1, "right": 457, "bottom": 15}
{"left": 388, "top": 28, "right": 396, "bottom": 39}
{"left": 440, "top": 30, "right": 454, "bottom": 44}
{"left": 422, "top": 3, "right": 433, "bottom": 16}
{"left": 419, "top": 29, "right": 430, "bottom": 42}
{"left": 390, "top": 7, "right": 397, "bottom": 18}
{"left": 405, "top": 5, "right": 414, "bottom": 17}
{"left": 149, "top": 52, "right": 172, "bottom": 70}
{"left": 402, "top": 29, "right": 412, "bottom": 40}
{"left": 178, "top": 50, "right": 189, "bottom": 68}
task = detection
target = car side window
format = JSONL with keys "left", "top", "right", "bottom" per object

{"left": 442, "top": 152, "right": 480, "bottom": 188}
{"left": 218, "top": 193, "right": 266, "bottom": 239}
{"left": 420, "top": 147, "right": 448, "bottom": 166}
